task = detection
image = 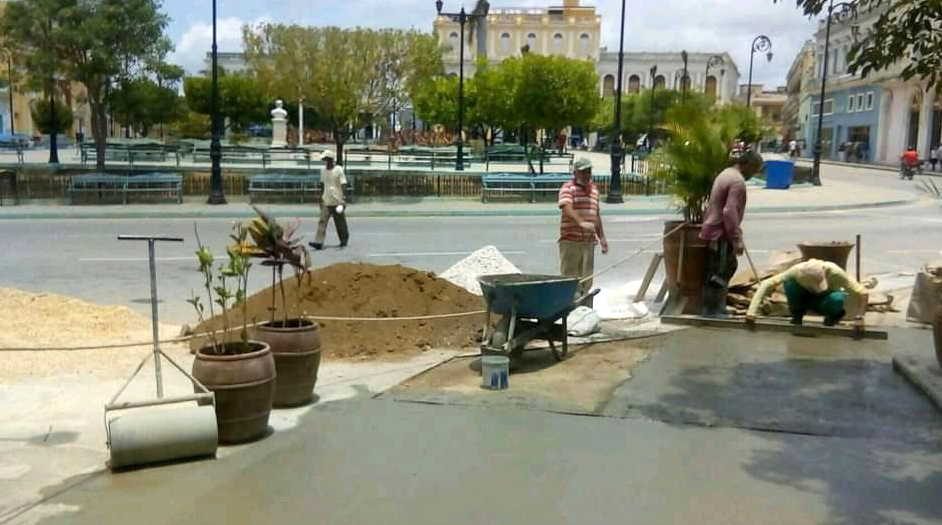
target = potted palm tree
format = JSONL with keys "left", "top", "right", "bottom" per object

{"left": 650, "top": 101, "right": 763, "bottom": 313}
{"left": 188, "top": 224, "right": 276, "bottom": 444}
{"left": 245, "top": 206, "right": 322, "bottom": 407}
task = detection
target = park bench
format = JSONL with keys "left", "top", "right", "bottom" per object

{"left": 192, "top": 146, "right": 268, "bottom": 165}
{"left": 248, "top": 170, "right": 356, "bottom": 203}
{"left": 81, "top": 143, "right": 179, "bottom": 168}
{"left": 248, "top": 171, "right": 320, "bottom": 203}
{"left": 481, "top": 172, "right": 610, "bottom": 203}
{"left": 66, "top": 172, "right": 183, "bottom": 204}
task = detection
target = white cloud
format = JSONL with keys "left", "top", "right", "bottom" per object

{"left": 170, "top": 17, "right": 255, "bottom": 74}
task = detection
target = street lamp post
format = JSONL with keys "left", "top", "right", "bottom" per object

{"left": 6, "top": 56, "right": 13, "bottom": 135}
{"left": 704, "top": 55, "right": 723, "bottom": 98}
{"left": 435, "top": 1, "right": 487, "bottom": 171}
{"left": 680, "top": 50, "right": 689, "bottom": 102}
{"left": 606, "top": 0, "right": 627, "bottom": 203}
{"left": 648, "top": 65, "right": 657, "bottom": 153}
{"left": 811, "top": 0, "right": 857, "bottom": 187}
{"left": 745, "top": 35, "right": 772, "bottom": 108}
{"left": 207, "top": 0, "right": 226, "bottom": 204}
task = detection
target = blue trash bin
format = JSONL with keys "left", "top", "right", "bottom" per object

{"left": 764, "top": 160, "right": 794, "bottom": 189}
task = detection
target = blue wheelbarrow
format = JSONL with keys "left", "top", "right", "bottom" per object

{"left": 478, "top": 274, "right": 599, "bottom": 362}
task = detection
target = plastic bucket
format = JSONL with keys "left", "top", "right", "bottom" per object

{"left": 481, "top": 356, "right": 510, "bottom": 390}
{"left": 764, "top": 160, "right": 794, "bottom": 189}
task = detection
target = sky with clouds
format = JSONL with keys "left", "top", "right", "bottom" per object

{"left": 164, "top": 0, "right": 819, "bottom": 87}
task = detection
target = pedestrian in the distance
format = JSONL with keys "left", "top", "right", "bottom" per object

{"left": 558, "top": 157, "right": 608, "bottom": 307}
{"left": 310, "top": 150, "right": 349, "bottom": 250}
{"left": 700, "top": 147, "right": 764, "bottom": 317}
{"left": 931, "top": 145, "right": 939, "bottom": 172}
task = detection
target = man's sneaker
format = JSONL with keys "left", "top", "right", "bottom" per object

{"left": 308, "top": 242, "right": 323, "bottom": 250}
{"left": 339, "top": 241, "right": 348, "bottom": 248}
{"left": 790, "top": 316, "right": 803, "bottom": 326}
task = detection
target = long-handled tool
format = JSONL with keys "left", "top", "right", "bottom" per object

{"left": 104, "top": 235, "right": 218, "bottom": 470}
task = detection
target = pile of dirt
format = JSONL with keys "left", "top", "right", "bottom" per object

{"left": 195, "top": 263, "right": 487, "bottom": 360}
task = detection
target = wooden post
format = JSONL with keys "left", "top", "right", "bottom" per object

{"left": 635, "top": 252, "right": 663, "bottom": 302}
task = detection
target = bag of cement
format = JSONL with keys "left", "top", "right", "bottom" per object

{"left": 567, "top": 306, "right": 601, "bottom": 336}
{"left": 906, "top": 263, "right": 942, "bottom": 323}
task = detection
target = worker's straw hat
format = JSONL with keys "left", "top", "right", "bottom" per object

{"left": 795, "top": 260, "right": 829, "bottom": 294}
{"left": 321, "top": 150, "right": 335, "bottom": 160}
{"left": 574, "top": 157, "right": 592, "bottom": 171}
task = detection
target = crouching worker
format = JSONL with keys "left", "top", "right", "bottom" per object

{"left": 746, "top": 259, "right": 868, "bottom": 327}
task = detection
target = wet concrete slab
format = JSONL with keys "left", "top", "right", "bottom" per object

{"left": 11, "top": 399, "right": 942, "bottom": 525}
{"left": 603, "top": 327, "right": 942, "bottom": 444}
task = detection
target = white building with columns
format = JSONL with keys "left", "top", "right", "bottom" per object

{"left": 801, "top": 2, "right": 941, "bottom": 164}
{"left": 434, "top": 1, "right": 741, "bottom": 105}
{"left": 596, "top": 51, "right": 739, "bottom": 104}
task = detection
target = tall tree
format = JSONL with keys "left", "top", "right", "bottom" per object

{"left": 2, "top": 0, "right": 171, "bottom": 168}
{"left": 184, "top": 73, "right": 268, "bottom": 133}
{"left": 512, "top": 54, "right": 601, "bottom": 172}
{"left": 30, "top": 98, "right": 74, "bottom": 136}
{"left": 776, "top": 1, "right": 942, "bottom": 86}
{"left": 0, "top": 0, "right": 67, "bottom": 162}
{"left": 244, "top": 24, "right": 444, "bottom": 162}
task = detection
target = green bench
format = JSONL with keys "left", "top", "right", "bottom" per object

{"left": 248, "top": 170, "right": 356, "bottom": 203}
{"left": 482, "top": 173, "right": 609, "bottom": 203}
{"left": 66, "top": 172, "right": 183, "bottom": 204}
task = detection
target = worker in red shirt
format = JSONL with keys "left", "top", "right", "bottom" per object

{"left": 901, "top": 146, "right": 920, "bottom": 167}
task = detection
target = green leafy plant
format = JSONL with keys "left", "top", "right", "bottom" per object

{"left": 187, "top": 223, "right": 254, "bottom": 354}
{"left": 650, "top": 102, "right": 764, "bottom": 223}
{"left": 245, "top": 206, "right": 311, "bottom": 327}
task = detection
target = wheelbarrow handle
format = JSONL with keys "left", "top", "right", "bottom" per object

{"left": 574, "top": 288, "right": 601, "bottom": 308}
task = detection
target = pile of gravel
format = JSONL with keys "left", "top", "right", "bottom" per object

{"left": 440, "top": 246, "right": 521, "bottom": 295}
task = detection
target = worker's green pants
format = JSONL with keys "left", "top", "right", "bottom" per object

{"left": 783, "top": 278, "right": 847, "bottom": 324}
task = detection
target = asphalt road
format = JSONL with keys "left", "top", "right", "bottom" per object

{"left": 0, "top": 164, "right": 938, "bottom": 324}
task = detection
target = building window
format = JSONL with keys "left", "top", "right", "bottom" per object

{"left": 448, "top": 32, "right": 459, "bottom": 55}
{"left": 579, "top": 33, "right": 591, "bottom": 54}
{"left": 628, "top": 75, "right": 640, "bottom": 94}
{"left": 812, "top": 98, "right": 834, "bottom": 116}
{"left": 499, "top": 33, "right": 512, "bottom": 55}
{"left": 866, "top": 91, "right": 874, "bottom": 111}
{"left": 602, "top": 74, "right": 615, "bottom": 97}
{"left": 848, "top": 95, "right": 855, "bottom": 112}
{"left": 654, "top": 75, "right": 666, "bottom": 89}
{"left": 856, "top": 94, "right": 865, "bottom": 112}
{"left": 527, "top": 32, "right": 537, "bottom": 50}
{"left": 552, "top": 33, "right": 564, "bottom": 53}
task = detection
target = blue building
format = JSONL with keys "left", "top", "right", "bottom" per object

{"left": 806, "top": 86, "right": 882, "bottom": 162}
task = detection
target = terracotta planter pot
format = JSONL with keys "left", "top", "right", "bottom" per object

{"left": 797, "top": 241, "right": 855, "bottom": 270}
{"left": 251, "top": 320, "right": 323, "bottom": 408}
{"left": 192, "top": 341, "right": 276, "bottom": 444}
{"left": 662, "top": 221, "right": 708, "bottom": 315}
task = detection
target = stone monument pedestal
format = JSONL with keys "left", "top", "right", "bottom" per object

{"left": 270, "top": 99, "right": 288, "bottom": 148}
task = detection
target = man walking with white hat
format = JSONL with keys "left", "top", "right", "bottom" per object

{"left": 558, "top": 156, "right": 608, "bottom": 305}
{"left": 310, "top": 150, "right": 349, "bottom": 250}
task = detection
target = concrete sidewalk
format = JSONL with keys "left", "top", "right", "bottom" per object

{"left": 0, "top": 177, "right": 920, "bottom": 220}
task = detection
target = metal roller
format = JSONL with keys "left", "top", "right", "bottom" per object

{"left": 105, "top": 235, "right": 219, "bottom": 471}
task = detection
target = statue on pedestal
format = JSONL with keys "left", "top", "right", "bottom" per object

{"left": 271, "top": 99, "right": 288, "bottom": 148}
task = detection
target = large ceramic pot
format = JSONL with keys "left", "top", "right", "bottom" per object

{"left": 797, "top": 241, "right": 855, "bottom": 270}
{"left": 192, "top": 341, "right": 276, "bottom": 444}
{"left": 662, "top": 221, "right": 708, "bottom": 314}
{"left": 251, "top": 320, "right": 323, "bottom": 407}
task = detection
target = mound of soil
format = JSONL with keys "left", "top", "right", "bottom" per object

{"left": 195, "top": 263, "right": 486, "bottom": 360}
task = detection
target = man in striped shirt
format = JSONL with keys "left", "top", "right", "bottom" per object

{"left": 558, "top": 157, "right": 608, "bottom": 304}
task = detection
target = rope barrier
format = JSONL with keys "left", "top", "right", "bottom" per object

{"left": 579, "top": 222, "right": 686, "bottom": 284}
{"left": 1, "top": 225, "right": 689, "bottom": 352}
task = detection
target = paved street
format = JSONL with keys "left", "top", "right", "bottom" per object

{"left": 0, "top": 163, "right": 938, "bottom": 324}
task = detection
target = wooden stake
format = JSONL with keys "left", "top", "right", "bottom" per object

{"left": 660, "top": 314, "right": 888, "bottom": 340}
{"left": 634, "top": 252, "right": 663, "bottom": 302}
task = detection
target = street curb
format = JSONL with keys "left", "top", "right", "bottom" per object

{"left": 0, "top": 198, "right": 920, "bottom": 220}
